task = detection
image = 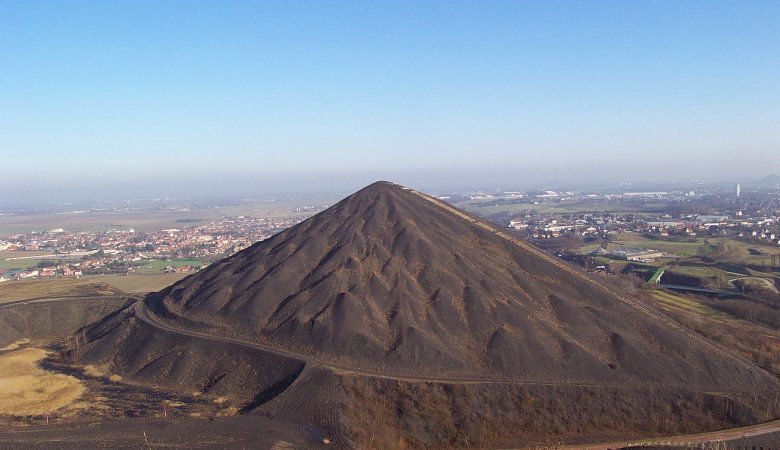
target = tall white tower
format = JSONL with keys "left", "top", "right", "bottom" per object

{"left": 736, "top": 184, "right": 741, "bottom": 197}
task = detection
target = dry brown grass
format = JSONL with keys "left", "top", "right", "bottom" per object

{"left": 91, "top": 273, "right": 187, "bottom": 293}
{"left": 642, "top": 287, "right": 780, "bottom": 375}
{"left": 0, "top": 338, "right": 31, "bottom": 351}
{"left": 82, "top": 364, "right": 107, "bottom": 377}
{"left": 0, "top": 278, "right": 124, "bottom": 304}
{"left": 217, "top": 406, "right": 240, "bottom": 416}
{"left": 341, "top": 375, "right": 773, "bottom": 449}
{"left": 0, "top": 348, "right": 85, "bottom": 416}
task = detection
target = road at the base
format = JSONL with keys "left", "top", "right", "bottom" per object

{"left": 557, "top": 418, "right": 780, "bottom": 449}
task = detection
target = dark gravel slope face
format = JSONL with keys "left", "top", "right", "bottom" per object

{"left": 0, "top": 297, "right": 131, "bottom": 347}
{"left": 73, "top": 303, "right": 306, "bottom": 405}
{"left": 148, "top": 182, "right": 773, "bottom": 388}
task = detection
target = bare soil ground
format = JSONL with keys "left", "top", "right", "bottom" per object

{"left": 0, "top": 416, "right": 326, "bottom": 449}
{"left": 0, "top": 297, "right": 132, "bottom": 348}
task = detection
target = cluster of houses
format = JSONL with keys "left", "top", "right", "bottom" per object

{"left": 508, "top": 214, "right": 627, "bottom": 239}
{"left": 591, "top": 247, "right": 666, "bottom": 262}
{"left": 0, "top": 264, "right": 83, "bottom": 282}
{"left": 646, "top": 215, "right": 780, "bottom": 245}
{"left": 0, "top": 214, "right": 313, "bottom": 283}
{"left": 1, "top": 214, "right": 307, "bottom": 259}
{"left": 508, "top": 210, "right": 780, "bottom": 247}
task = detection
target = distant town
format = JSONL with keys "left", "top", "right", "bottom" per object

{"left": 0, "top": 213, "right": 325, "bottom": 281}
{"left": 2, "top": 178, "right": 780, "bottom": 288}
{"left": 446, "top": 179, "right": 780, "bottom": 296}
{"left": 493, "top": 187, "right": 780, "bottom": 247}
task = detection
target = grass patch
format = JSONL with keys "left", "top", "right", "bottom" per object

{"left": 0, "top": 339, "right": 31, "bottom": 352}
{"left": 644, "top": 288, "right": 780, "bottom": 374}
{"left": 134, "top": 259, "right": 203, "bottom": 274}
{"left": 615, "top": 238, "right": 707, "bottom": 257}
{"left": 573, "top": 235, "right": 710, "bottom": 258}
{"left": 708, "top": 238, "right": 780, "bottom": 264}
{"left": 0, "top": 251, "right": 52, "bottom": 271}
{"left": 649, "top": 290, "right": 727, "bottom": 320}
{"left": 0, "top": 278, "right": 125, "bottom": 304}
{"left": 665, "top": 266, "right": 720, "bottom": 278}
{"left": 85, "top": 273, "right": 188, "bottom": 293}
{"left": 0, "top": 348, "right": 85, "bottom": 416}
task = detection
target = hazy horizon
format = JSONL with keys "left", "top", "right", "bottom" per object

{"left": 3, "top": 1, "right": 779, "bottom": 205}
{"left": 0, "top": 169, "right": 770, "bottom": 211}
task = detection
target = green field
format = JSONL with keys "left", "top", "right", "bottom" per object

{"left": 0, "top": 256, "right": 205, "bottom": 274}
{"left": 602, "top": 235, "right": 780, "bottom": 263}
{"left": 617, "top": 238, "right": 709, "bottom": 257}
{"left": 0, "top": 259, "right": 40, "bottom": 271}
{"left": 574, "top": 234, "right": 711, "bottom": 258}
{"left": 707, "top": 237, "right": 780, "bottom": 265}
{"left": 571, "top": 234, "right": 780, "bottom": 290}
{"left": 0, "top": 251, "right": 58, "bottom": 271}
{"left": 0, "top": 258, "right": 68, "bottom": 271}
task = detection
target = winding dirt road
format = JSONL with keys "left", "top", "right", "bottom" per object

{"left": 729, "top": 277, "right": 779, "bottom": 293}
{"left": 136, "top": 301, "right": 641, "bottom": 388}
{"left": 135, "top": 300, "right": 780, "bottom": 449}
{"left": 135, "top": 301, "right": 771, "bottom": 394}
{"left": 0, "top": 294, "right": 131, "bottom": 309}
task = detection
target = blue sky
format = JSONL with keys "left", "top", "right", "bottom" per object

{"left": 2, "top": 1, "right": 779, "bottom": 200}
